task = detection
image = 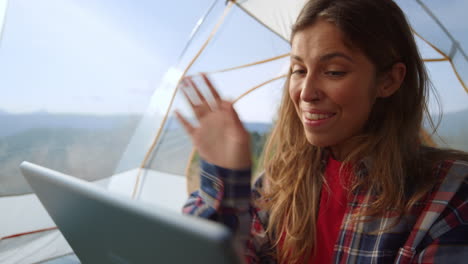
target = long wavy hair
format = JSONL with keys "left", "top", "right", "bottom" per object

{"left": 258, "top": 0, "right": 468, "bottom": 263}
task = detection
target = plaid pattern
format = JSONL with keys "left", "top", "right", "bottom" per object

{"left": 183, "top": 159, "right": 468, "bottom": 263}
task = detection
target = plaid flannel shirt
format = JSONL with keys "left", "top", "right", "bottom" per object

{"left": 183, "top": 157, "right": 468, "bottom": 263}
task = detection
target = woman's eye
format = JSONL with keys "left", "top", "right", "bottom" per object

{"left": 292, "top": 69, "right": 306, "bottom": 75}
{"left": 325, "top": 71, "right": 346, "bottom": 77}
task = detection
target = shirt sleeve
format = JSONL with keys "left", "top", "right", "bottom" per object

{"left": 182, "top": 160, "right": 276, "bottom": 264}
{"left": 411, "top": 169, "right": 468, "bottom": 264}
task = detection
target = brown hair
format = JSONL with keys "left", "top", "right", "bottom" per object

{"left": 258, "top": 0, "right": 468, "bottom": 263}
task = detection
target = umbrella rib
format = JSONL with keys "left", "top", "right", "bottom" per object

{"left": 184, "top": 74, "right": 288, "bottom": 189}
{"left": 423, "top": 58, "right": 448, "bottom": 62}
{"left": 2, "top": 226, "right": 58, "bottom": 240}
{"left": 184, "top": 149, "right": 197, "bottom": 192}
{"left": 206, "top": 53, "right": 290, "bottom": 74}
{"left": 131, "top": 1, "right": 236, "bottom": 199}
{"left": 176, "top": 0, "right": 219, "bottom": 63}
{"left": 415, "top": 0, "right": 455, "bottom": 43}
{"left": 448, "top": 59, "right": 468, "bottom": 93}
{"left": 412, "top": 29, "right": 467, "bottom": 93}
{"left": 412, "top": 29, "right": 448, "bottom": 59}
{"left": 415, "top": 0, "right": 468, "bottom": 61}
{"left": 232, "top": 74, "right": 287, "bottom": 104}
{"left": 0, "top": 0, "right": 8, "bottom": 46}
{"left": 232, "top": 1, "right": 290, "bottom": 44}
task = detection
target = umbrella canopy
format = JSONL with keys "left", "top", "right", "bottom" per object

{"left": 0, "top": 0, "right": 466, "bottom": 263}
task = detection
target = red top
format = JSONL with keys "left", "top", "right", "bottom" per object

{"left": 309, "top": 156, "right": 351, "bottom": 264}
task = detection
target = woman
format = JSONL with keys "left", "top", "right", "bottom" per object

{"left": 176, "top": 0, "right": 468, "bottom": 263}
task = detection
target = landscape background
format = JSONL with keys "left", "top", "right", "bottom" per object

{"left": 1, "top": 108, "right": 467, "bottom": 194}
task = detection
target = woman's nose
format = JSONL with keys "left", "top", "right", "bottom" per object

{"left": 300, "top": 75, "right": 322, "bottom": 102}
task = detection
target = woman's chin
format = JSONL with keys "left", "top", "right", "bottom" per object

{"left": 304, "top": 135, "right": 333, "bottom": 148}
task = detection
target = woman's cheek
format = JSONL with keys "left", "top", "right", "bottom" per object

{"left": 289, "top": 82, "right": 301, "bottom": 103}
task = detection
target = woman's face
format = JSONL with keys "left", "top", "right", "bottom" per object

{"left": 289, "top": 20, "right": 380, "bottom": 160}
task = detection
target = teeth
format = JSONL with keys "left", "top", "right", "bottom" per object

{"left": 305, "top": 113, "right": 333, "bottom": 120}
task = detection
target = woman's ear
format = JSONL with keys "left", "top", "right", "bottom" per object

{"left": 377, "top": 62, "right": 406, "bottom": 98}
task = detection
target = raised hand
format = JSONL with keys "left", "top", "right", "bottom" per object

{"left": 175, "top": 73, "right": 252, "bottom": 170}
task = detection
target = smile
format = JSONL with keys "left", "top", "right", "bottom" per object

{"left": 304, "top": 112, "right": 335, "bottom": 121}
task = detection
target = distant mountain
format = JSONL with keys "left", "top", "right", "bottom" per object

{"left": 0, "top": 113, "right": 141, "bottom": 195}
{"left": 244, "top": 122, "right": 272, "bottom": 134}
{"left": 431, "top": 109, "right": 468, "bottom": 130}
{"left": 163, "top": 115, "right": 272, "bottom": 134}
{"left": 0, "top": 108, "right": 465, "bottom": 195}
{"left": 429, "top": 108, "right": 468, "bottom": 151}
{"left": 0, "top": 112, "right": 141, "bottom": 138}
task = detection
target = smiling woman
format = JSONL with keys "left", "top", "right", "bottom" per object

{"left": 288, "top": 20, "right": 406, "bottom": 159}
{"left": 181, "top": 0, "right": 468, "bottom": 263}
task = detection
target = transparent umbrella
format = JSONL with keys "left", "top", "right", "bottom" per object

{"left": 0, "top": 0, "right": 466, "bottom": 263}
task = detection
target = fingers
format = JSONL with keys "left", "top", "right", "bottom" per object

{"left": 180, "top": 74, "right": 225, "bottom": 120}
{"left": 200, "top": 73, "right": 222, "bottom": 106}
{"left": 180, "top": 83, "right": 198, "bottom": 109}
{"left": 174, "top": 110, "right": 195, "bottom": 135}
{"left": 181, "top": 76, "right": 211, "bottom": 120}
{"left": 186, "top": 77, "right": 208, "bottom": 106}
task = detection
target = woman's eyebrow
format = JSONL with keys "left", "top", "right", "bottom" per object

{"left": 290, "top": 55, "right": 304, "bottom": 63}
{"left": 320, "top": 52, "right": 354, "bottom": 63}
{"left": 290, "top": 52, "right": 354, "bottom": 63}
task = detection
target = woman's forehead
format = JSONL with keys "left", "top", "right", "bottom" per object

{"left": 291, "top": 21, "right": 358, "bottom": 62}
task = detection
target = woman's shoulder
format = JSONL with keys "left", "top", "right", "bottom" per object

{"left": 420, "top": 146, "right": 468, "bottom": 173}
{"left": 435, "top": 158, "right": 468, "bottom": 192}
{"left": 422, "top": 147, "right": 468, "bottom": 204}
{"left": 417, "top": 146, "right": 468, "bottom": 205}
{"left": 407, "top": 149, "right": 468, "bottom": 258}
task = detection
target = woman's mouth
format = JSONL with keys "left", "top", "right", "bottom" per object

{"left": 304, "top": 112, "right": 335, "bottom": 121}
{"left": 303, "top": 112, "right": 336, "bottom": 127}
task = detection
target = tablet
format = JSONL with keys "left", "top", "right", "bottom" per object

{"left": 20, "top": 161, "right": 243, "bottom": 264}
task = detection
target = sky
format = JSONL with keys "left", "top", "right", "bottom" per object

{"left": 0, "top": 0, "right": 467, "bottom": 121}
{"left": 395, "top": 0, "right": 468, "bottom": 114}
{"left": 0, "top": 0, "right": 217, "bottom": 114}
